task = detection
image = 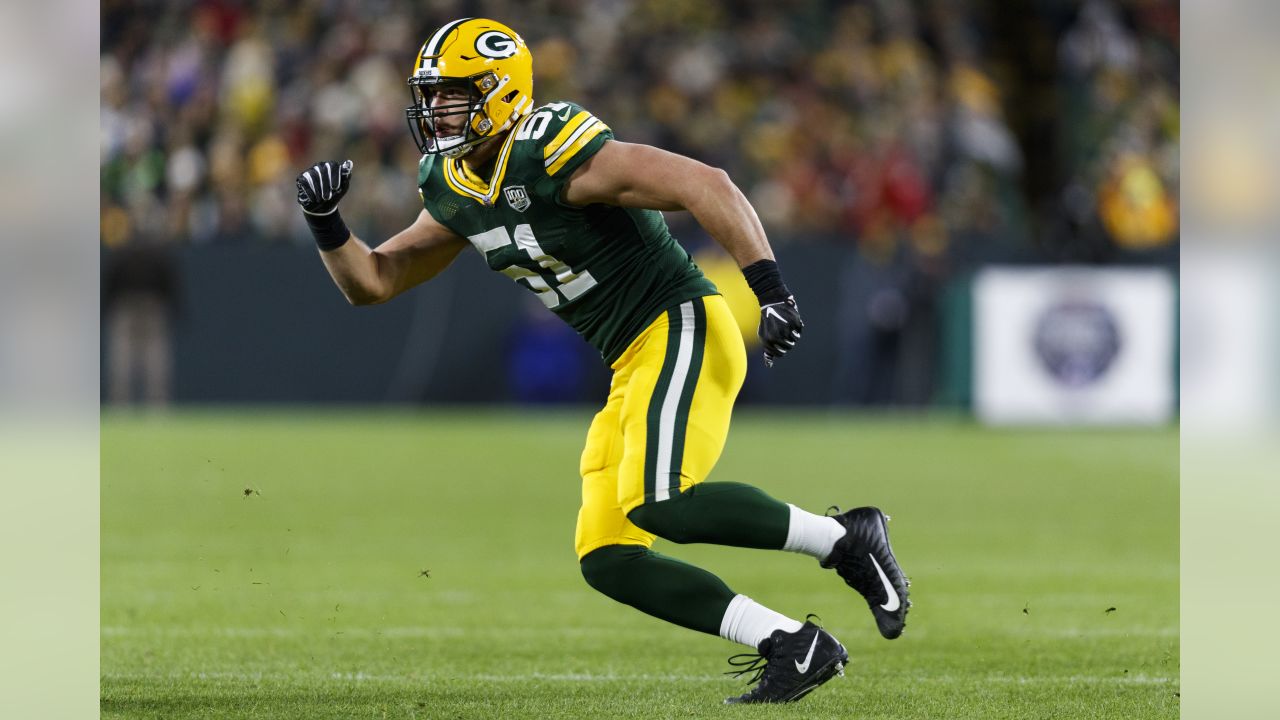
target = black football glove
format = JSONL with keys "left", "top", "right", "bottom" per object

{"left": 759, "top": 296, "right": 804, "bottom": 368}
{"left": 295, "top": 160, "right": 353, "bottom": 215}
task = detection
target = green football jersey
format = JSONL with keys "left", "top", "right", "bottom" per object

{"left": 417, "top": 101, "right": 718, "bottom": 365}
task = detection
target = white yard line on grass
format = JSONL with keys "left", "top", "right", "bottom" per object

{"left": 101, "top": 625, "right": 1180, "bottom": 640}
{"left": 101, "top": 626, "right": 469, "bottom": 638}
{"left": 101, "top": 671, "right": 1178, "bottom": 686}
{"left": 1019, "top": 626, "right": 1180, "bottom": 638}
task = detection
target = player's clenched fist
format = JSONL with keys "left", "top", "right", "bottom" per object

{"left": 741, "top": 258, "right": 803, "bottom": 368}
{"left": 296, "top": 160, "right": 354, "bottom": 251}
{"left": 296, "top": 160, "right": 353, "bottom": 216}
{"left": 758, "top": 296, "right": 804, "bottom": 368}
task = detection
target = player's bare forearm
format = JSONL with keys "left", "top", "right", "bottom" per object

{"left": 318, "top": 213, "right": 467, "bottom": 306}
{"left": 679, "top": 167, "right": 774, "bottom": 269}
{"left": 564, "top": 141, "right": 774, "bottom": 268}
{"left": 317, "top": 232, "right": 388, "bottom": 305}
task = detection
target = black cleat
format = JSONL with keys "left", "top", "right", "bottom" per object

{"left": 822, "top": 506, "right": 910, "bottom": 639}
{"left": 723, "top": 619, "right": 848, "bottom": 704}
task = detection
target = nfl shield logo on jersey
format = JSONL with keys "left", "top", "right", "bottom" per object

{"left": 504, "top": 185, "right": 531, "bottom": 212}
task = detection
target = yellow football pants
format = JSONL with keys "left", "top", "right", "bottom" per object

{"left": 574, "top": 294, "right": 747, "bottom": 559}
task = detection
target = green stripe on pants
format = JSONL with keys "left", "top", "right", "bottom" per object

{"left": 644, "top": 305, "right": 683, "bottom": 501}
{"left": 665, "top": 297, "right": 706, "bottom": 499}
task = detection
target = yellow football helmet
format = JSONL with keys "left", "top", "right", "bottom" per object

{"left": 405, "top": 18, "right": 535, "bottom": 159}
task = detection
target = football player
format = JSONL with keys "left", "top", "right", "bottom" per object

{"left": 295, "top": 17, "right": 909, "bottom": 704}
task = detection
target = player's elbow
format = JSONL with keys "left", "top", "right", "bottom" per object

{"left": 341, "top": 283, "right": 391, "bottom": 306}
{"left": 694, "top": 165, "right": 733, "bottom": 194}
{"left": 704, "top": 165, "right": 732, "bottom": 188}
{"left": 683, "top": 165, "right": 737, "bottom": 208}
{"left": 350, "top": 293, "right": 390, "bottom": 307}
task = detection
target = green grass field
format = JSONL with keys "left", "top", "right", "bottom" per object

{"left": 101, "top": 410, "right": 1178, "bottom": 719}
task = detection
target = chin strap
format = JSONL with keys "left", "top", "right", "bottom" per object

{"left": 439, "top": 140, "right": 474, "bottom": 159}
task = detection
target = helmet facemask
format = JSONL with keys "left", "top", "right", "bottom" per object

{"left": 406, "top": 71, "right": 505, "bottom": 159}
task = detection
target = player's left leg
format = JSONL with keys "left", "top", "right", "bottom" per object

{"left": 619, "top": 294, "right": 911, "bottom": 638}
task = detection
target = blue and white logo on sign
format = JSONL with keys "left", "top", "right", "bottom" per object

{"left": 476, "top": 31, "right": 518, "bottom": 59}
{"left": 1033, "top": 301, "right": 1121, "bottom": 387}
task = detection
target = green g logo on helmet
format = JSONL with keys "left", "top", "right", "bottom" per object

{"left": 475, "top": 30, "right": 518, "bottom": 59}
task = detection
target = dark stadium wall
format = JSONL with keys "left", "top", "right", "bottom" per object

{"left": 101, "top": 243, "right": 952, "bottom": 406}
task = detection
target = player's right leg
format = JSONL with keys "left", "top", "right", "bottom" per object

{"left": 575, "top": 375, "right": 742, "bottom": 637}
{"left": 574, "top": 377, "right": 788, "bottom": 644}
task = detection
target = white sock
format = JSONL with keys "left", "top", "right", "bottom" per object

{"left": 719, "top": 594, "right": 804, "bottom": 649}
{"left": 782, "top": 504, "right": 847, "bottom": 561}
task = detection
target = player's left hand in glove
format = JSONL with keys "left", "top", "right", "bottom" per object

{"left": 759, "top": 296, "right": 804, "bottom": 368}
{"left": 295, "top": 160, "right": 353, "bottom": 215}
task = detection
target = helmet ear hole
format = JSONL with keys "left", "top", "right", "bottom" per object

{"left": 501, "top": 90, "right": 519, "bottom": 103}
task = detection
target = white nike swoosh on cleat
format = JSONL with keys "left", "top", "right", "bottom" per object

{"left": 794, "top": 630, "right": 820, "bottom": 674}
{"left": 868, "top": 554, "right": 901, "bottom": 612}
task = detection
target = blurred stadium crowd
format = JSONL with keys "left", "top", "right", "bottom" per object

{"left": 101, "top": 0, "right": 1178, "bottom": 253}
{"left": 100, "top": 0, "right": 1178, "bottom": 405}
